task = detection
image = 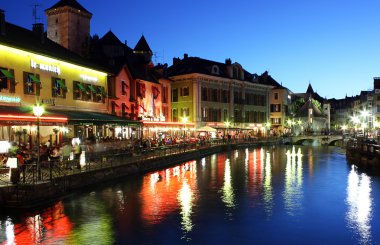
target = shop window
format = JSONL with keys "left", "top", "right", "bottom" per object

{"left": 51, "top": 77, "right": 67, "bottom": 98}
{"left": 23, "top": 72, "right": 40, "bottom": 96}
{"left": 0, "top": 67, "right": 15, "bottom": 93}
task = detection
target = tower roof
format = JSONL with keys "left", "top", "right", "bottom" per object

{"left": 46, "top": 0, "right": 92, "bottom": 15}
{"left": 134, "top": 35, "right": 152, "bottom": 53}
{"left": 306, "top": 83, "right": 314, "bottom": 94}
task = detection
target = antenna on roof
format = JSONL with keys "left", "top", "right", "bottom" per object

{"left": 31, "top": 3, "right": 41, "bottom": 24}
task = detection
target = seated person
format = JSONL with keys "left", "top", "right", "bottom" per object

{"left": 0, "top": 154, "right": 7, "bottom": 167}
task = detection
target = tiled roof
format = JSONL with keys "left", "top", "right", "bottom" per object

{"left": 45, "top": 0, "right": 91, "bottom": 15}
{"left": 296, "top": 98, "right": 325, "bottom": 118}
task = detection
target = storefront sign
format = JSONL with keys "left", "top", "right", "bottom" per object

{"left": 0, "top": 95, "right": 21, "bottom": 103}
{"left": 80, "top": 74, "right": 98, "bottom": 83}
{"left": 41, "top": 98, "right": 55, "bottom": 105}
{"left": 30, "top": 59, "right": 61, "bottom": 75}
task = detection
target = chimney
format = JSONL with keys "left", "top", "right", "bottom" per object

{"left": 225, "top": 58, "right": 231, "bottom": 65}
{"left": 33, "top": 23, "right": 45, "bottom": 43}
{"left": 124, "top": 40, "right": 127, "bottom": 46}
{"left": 184, "top": 53, "right": 188, "bottom": 59}
{"left": 0, "top": 9, "right": 5, "bottom": 36}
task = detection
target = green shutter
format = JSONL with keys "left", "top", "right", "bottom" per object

{"left": 0, "top": 69, "right": 14, "bottom": 79}
{"left": 87, "top": 84, "right": 97, "bottom": 93}
{"left": 57, "top": 79, "right": 67, "bottom": 89}
{"left": 76, "top": 83, "right": 87, "bottom": 92}
{"left": 28, "top": 74, "right": 40, "bottom": 84}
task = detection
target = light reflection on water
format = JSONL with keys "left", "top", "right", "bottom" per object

{"left": 346, "top": 166, "right": 373, "bottom": 244}
{"left": 284, "top": 146, "right": 303, "bottom": 216}
{"left": 0, "top": 146, "right": 378, "bottom": 244}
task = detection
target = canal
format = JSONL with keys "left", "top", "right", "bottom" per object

{"left": 0, "top": 145, "right": 379, "bottom": 244}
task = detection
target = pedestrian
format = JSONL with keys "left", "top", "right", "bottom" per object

{"left": 73, "top": 142, "right": 81, "bottom": 169}
{"left": 59, "top": 142, "right": 72, "bottom": 169}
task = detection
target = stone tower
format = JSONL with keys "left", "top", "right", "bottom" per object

{"left": 45, "top": 0, "right": 92, "bottom": 56}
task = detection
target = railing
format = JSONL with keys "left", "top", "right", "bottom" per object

{"left": 0, "top": 138, "right": 280, "bottom": 188}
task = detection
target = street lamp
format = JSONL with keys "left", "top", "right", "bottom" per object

{"left": 33, "top": 104, "right": 44, "bottom": 180}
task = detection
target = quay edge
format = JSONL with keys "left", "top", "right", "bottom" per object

{"left": 0, "top": 142, "right": 273, "bottom": 208}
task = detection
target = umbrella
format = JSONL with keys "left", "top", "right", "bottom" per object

{"left": 196, "top": 126, "right": 217, "bottom": 132}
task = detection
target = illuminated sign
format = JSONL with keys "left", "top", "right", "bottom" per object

{"left": 30, "top": 59, "right": 61, "bottom": 75}
{"left": 0, "top": 95, "right": 21, "bottom": 103}
{"left": 80, "top": 74, "right": 98, "bottom": 83}
{"left": 41, "top": 98, "right": 55, "bottom": 105}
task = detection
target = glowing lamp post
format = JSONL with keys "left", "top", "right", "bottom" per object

{"left": 33, "top": 104, "right": 44, "bottom": 180}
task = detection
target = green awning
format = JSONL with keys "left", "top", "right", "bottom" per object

{"left": 28, "top": 74, "right": 40, "bottom": 84}
{"left": 87, "top": 84, "right": 97, "bottom": 93}
{"left": 0, "top": 69, "right": 13, "bottom": 79}
{"left": 76, "top": 83, "right": 87, "bottom": 92}
{"left": 57, "top": 79, "right": 67, "bottom": 89}
{"left": 47, "top": 109, "right": 142, "bottom": 126}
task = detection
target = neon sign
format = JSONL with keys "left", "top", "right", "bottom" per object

{"left": 80, "top": 74, "right": 98, "bottom": 83}
{"left": 0, "top": 95, "right": 21, "bottom": 103}
{"left": 30, "top": 59, "right": 61, "bottom": 75}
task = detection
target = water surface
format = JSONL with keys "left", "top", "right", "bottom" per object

{"left": 0, "top": 146, "right": 379, "bottom": 244}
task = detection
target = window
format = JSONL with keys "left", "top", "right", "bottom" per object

{"left": 121, "top": 80, "right": 127, "bottom": 95}
{"left": 212, "top": 65, "right": 219, "bottom": 74}
{"left": 162, "top": 86, "right": 168, "bottom": 103}
{"left": 181, "top": 108, "right": 190, "bottom": 117}
{"left": 0, "top": 67, "right": 15, "bottom": 93}
{"left": 270, "top": 104, "right": 281, "bottom": 112}
{"left": 181, "top": 87, "right": 189, "bottom": 96}
{"left": 73, "top": 81, "right": 90, "bottom": 101}
{"left": 201, "top": 87, "right": 208, "bottom": 101}
{"left": 274, "top": 93, "right": 279, "bottom": 100}
{"left": 223, "top": 109, "right": 228, "bottom": 121}
{"left": 172, "top": 109, "right": 178, "bottom": 122}
{"left": 272, "top": 118, "right": 281, "bottom": 124}
{"left": 222, "top": 90, "right": 229, "bottom": 103}
{"left": 172, "top": 88, "right": 178, "bottom": 102}
{"left": 23, "top": 72, "right": 40, "bottom": 95}
{"left": 51, "top": 77, "right": 67, "bottom": 98}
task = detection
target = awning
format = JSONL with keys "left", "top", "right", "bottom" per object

{"left": 76, "top": 83, "right": 87, "bottom": 93}
{"left": 196, "top": 126, "right": 217, "bottom": 132}
{"left": 0, "top": 69, "right": 13, "bottom": 79}
{"left": 57, "top": 79, "right": 67, "bottom": 89}
{"left": 0, "top": 105, "right": 67, "bottom": 126}
{"left": 87, "top": 84, "right": 97, "bottom": 93}
{"left": 48, "top": 109, "right": 142, "bottom": 126}
{"left": 29, "top": 74, "right": 40, "bottom": 84}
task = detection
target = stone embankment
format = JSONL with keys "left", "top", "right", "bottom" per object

{"left": 0, "top": 141, "right": 273, "bottom": 208}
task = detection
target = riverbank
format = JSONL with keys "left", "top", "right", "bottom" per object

{"left": 0, "top": 140, "right": 276, "bottom": 208}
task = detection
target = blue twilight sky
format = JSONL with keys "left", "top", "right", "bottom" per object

{"left": 1, "top": 0, "right": 380, "bottom": 99}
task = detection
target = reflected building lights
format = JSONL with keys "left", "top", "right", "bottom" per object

{"left": 346, "top": 166, "right": 373, "bottom": 244}
{"left": 178, "top": 181, "right": 194, "bottom": 233}
{"left": 263, "top": 151, "right": 273, "bottom": 214}
{"left": 221, "top": 159, "right": 235, "bottom": 210}
{"left": 284, "top": 147, "right": 303, "bottom": 215}
{"left": 5, "top": 219, "right": 15, "bottom": 245}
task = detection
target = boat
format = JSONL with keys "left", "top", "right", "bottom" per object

{"left": 346, "top": 138, "right": 380, "bottom": 169}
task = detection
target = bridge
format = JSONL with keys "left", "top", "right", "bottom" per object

{"left": 282, "top": 135, "right": 343, "bottom": 146}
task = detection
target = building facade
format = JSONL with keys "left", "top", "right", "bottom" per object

{"left": 168, "top": 55, "right": 274, "bottom": 138}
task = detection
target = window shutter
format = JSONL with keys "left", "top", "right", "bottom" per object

{"left": 9, "top": 69, "right": 15, "bottom": 93}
